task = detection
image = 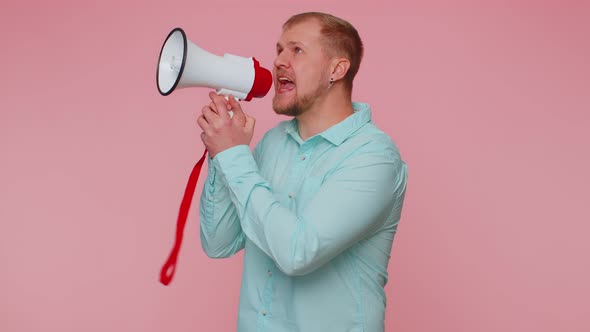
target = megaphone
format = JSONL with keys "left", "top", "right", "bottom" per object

{"left": 156, "top": 27, "right": 272, "bottom": 100}
{"left": 156, "top": 28, "right": 272, "bottom": 287}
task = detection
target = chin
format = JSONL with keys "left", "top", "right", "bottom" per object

{"left": 273, "top": 99, "right": 300, "bottom": 116}
{"left": 273, "top": 95, "right": 293, "bottom": 112}
{"left": 272, "top": 103, "right": 291, "bottom": 115}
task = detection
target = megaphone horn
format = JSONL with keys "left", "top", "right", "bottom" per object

{"left": 156, "top": 27, "right": 272, "bottom": 100}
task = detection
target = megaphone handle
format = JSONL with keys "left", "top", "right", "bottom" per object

{"left": 160, "top": 148, "right": 209, "bottom": 285}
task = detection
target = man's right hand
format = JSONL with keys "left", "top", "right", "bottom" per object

{"left": 196, "top": 92, "right": 256, "bottom": 158}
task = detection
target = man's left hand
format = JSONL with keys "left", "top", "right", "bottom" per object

{"left": 197, "top": 92, "right": 256, "bottom": 159}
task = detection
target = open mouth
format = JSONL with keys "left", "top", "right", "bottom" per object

{"left": 277, "top": 77, "right": 295, "bottom": 93}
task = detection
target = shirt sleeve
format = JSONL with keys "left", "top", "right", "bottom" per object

{"left": 212, "top": 143, "right": 407, "bottom": 276}
{"left": 199, "top": 154, "right": 245, "bottom": 258}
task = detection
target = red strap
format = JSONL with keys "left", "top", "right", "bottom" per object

{"left": 160, "top": 149, "right": 208, "bottom": 285}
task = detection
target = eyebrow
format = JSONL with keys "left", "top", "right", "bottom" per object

{"left": 276, "top": 41, "right": 304, "bottom": 49}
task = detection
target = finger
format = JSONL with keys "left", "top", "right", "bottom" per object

{"left": 209, "top": 101, "right": 218, "bottom": 114}
{"left": 228, "top": 96, "right": 246, "bottom": 125}
{"left": 209, "top": 91, "right": 231, "bottom": 120}
{"left": 245, "top": 114, "right": 256, "bottom": 132}
{"left": 197, "top": 114, "right": 209, "bottom": 131}
{"left": 201, "top": 105, "right": 217, "bottom": 124}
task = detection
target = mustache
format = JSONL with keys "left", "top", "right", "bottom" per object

{"left": 274, "top": 70, "right": 295, "bottom": 81}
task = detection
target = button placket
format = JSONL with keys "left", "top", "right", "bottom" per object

{"left": 289, "top": 144, "right": 311, "bottom": 198}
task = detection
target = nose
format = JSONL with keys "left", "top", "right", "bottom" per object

{"left": 273, "top": 51, "right": 290, "bottom": 69}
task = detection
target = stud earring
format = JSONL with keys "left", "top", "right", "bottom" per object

{"left": 329, "top": 77, "right": 334, "bottom": 86}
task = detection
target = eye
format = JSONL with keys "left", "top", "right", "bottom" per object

{"left": 294, "top": 47, "right": 303, "bottom": 54}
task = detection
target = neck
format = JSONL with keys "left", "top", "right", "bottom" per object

{"left": 296, "top": 86, "right": 354, "bottom": 141}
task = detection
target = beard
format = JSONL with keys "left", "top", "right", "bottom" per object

{"left": 272, "top": 74, "right": 329, "bottom": 117}
{"left": 272, "top": 92, "right": 314, "bottom": 117}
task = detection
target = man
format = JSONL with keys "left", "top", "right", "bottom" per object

{"left": 197, "top": 12, "right": 407, "bottom": 332}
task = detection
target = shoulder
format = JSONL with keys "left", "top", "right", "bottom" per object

{"left": 334, "top": 123, "right": 408, "bottom": 194}
{"left": 343, "top": 121, "right": 404, "bottom": 163}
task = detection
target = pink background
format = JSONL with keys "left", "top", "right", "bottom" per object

{"left": 1, "top": 0, "right": 589, "bottom": 331}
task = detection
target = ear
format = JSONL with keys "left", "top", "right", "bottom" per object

{"left": 330, "top": 57, "right": 351, "bottom": 82}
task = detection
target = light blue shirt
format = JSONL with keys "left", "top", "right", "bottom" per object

{"left": 199, "top": 102, "right": 408, "bottom": 332}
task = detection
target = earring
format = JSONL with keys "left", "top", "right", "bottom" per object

{"left": 329, "top": 77, "right": 334, "bottom": 86}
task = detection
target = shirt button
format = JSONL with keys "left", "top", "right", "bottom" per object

{"left": 267, "top": 269, "right": 272, "bottom": 276}
{"left": 261, "top": 309, "right": 267, "bottom": 316}
{"left": 288, "top": 192, "right": 295, "bottom": 198}
{"left": 300, "top": 155, "right": 306, "bottom": 160}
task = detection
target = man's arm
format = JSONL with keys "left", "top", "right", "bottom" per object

{"left": 199, "top": 155, "right": 245, "bottom": 258}
{"left": 212, "top": 142, "right": 407, "bottom": 276}
{"left": 197, "top": 93, "right": 257, "bottom": 259}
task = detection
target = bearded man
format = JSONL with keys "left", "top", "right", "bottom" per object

{"left": 197, "top": 12, "right": 408, "bottom": 332}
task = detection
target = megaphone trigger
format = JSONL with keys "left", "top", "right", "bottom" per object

{"left": 216, "top": 88, "right": 247, "bottom": 101}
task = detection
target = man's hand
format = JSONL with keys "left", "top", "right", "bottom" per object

{"left": 197, "top": 92, "right": 256, "bottom": 159}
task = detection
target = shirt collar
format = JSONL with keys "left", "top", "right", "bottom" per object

{"left": 285, "top": 102, "right": 372, "bottom": 146}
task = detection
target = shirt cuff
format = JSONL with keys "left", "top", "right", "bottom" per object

{"left": 213, "top": 145, "right": 259, "bottom": 183}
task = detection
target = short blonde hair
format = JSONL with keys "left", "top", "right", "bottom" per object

{"left": 283, "top": 12, "right": 364, "bottom": 91}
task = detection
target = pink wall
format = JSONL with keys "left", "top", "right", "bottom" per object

{"left": 1, "top": 1, "right": 589, "bottom": 331}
